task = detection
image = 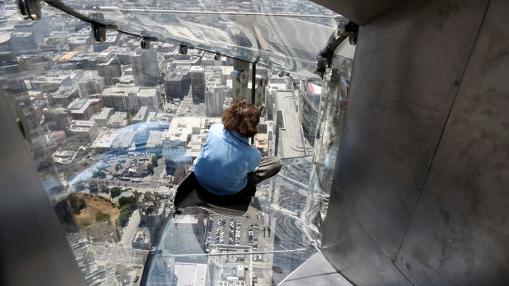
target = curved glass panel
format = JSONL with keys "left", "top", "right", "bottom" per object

{"left": 1, "top": 1, "right": 354, "bottom": 285}
{"left": 305, "top": 45, "right": 355, "bottom": 243}
{"left": 144, "top": 171, "right": 317, "bottom": 285}
{"left": 53, "top": 0, "right": 342, "bottom": 79}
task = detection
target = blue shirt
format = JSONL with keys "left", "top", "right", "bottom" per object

{"left": 194, "top": 124, "right": 261, "bottom": 195}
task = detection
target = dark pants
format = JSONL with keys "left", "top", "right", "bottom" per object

{"left": 197, "top": 156, "right": 282, "bottom": 205}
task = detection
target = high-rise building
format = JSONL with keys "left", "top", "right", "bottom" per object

{"left": 205, "top": 85, "right": 227, "bottom": 116}
{"left": 48, "top": 85, "right": 80, "bottom": 107}
{"left": 97, "top": 56, "right": 121, "bottom": 86}
{"left": 78, "top": 73, "right": 104, "bottom": 97}
{"left": 43, "top": 108, "right": 70, "bottom": 131}
{"left": 67, "top": 120, "right": 98, "bottom": 143}
{"left": 164, "top": 70, "right": 191, "bottom": 100}
{"left": 131, "top": 49, "right": 160, "bottom": 86}
{"left": 138, "top": 88, "right": 161, "bottom": 112}
{"left": 67, "top": 35, "right": 88, "bottom": 51}
{"left": 90, "top": 107, "right": 114, "bottom": 127}
{"left": 298, "top": 81, "right": 321, "bottom": 146}
{"left": 101, "top": 85, "right": 140, "bottom": 113}
{"left": 189, "top": 66, "right": 205, "bottom": 103}
{"left": 67, "top": 98, "right": 103, "bottom": 120}
{"left": 107, "top": 111, "right": 128, "bottom": 128}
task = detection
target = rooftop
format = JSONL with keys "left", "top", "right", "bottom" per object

{"left": 102, "top": 85, "right": 139, "bottom": 97}
{"left": 190, "top": 66, "right": 205, "bottom": 73}
{"left": 132, "top": 106, "right": 148, "bottom": 122}
{"left": 173, "top": 263, "right": 207, "bottom": 286}
{"left": 68, "top": 98, "right": 101, "bottom": 114}
{"left": 91, "top": 107, "right": 113, "bottom": 121}
{"left": 69, "top": 120, "right": 95, "bottom": 132}
{"left": 138, "top": 88, "right": 158, "bottom": 98}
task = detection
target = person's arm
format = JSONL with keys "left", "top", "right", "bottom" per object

{"left": 248, "top": 149, "right": 262, "bottom": 173}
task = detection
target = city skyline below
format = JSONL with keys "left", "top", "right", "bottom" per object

{"left": 0, "top": 1, "right": 353, "bottom": 285}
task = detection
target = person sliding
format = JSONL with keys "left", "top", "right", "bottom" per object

{"left": 194, "top": 100, "right": 282, "bottom": 205}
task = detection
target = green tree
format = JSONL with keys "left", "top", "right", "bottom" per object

{"left": 118, "top": 204, "right": 137, "bottom": 227}
{"left": 109, "top": 187, "right": 124, "bottom": 198}
{"left": 118, "top": 196, "right": 137, "bottom": 208}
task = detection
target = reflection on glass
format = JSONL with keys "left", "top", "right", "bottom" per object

{"left": 145, "top": 168, "right": 317, "bottom": 285}
{"left": 56, "top": 0, "right": 341, "bottom": 78}
{"left": 0, "top": 1, "right": 353, "bottom": 285}
{"left": 305, "top": 46, "right": 355, "bottom": 244}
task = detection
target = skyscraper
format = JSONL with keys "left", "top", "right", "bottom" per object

{"left": 164, "top": 70, "right": 190, "bottom": 100}
{"left": 189, "top": 66, "right": 205, "bottom": 103}
{"left": 138, "top": 88, "right": 161, "bottom": 112}
{"left": 131, "top": 49, "right": 160, "bottom": 86}
{"left": 97, "top": 56, "right": 121, "bottom": 86}
{"left": 298, "top": 81, "right": 321, "bottom": 146}
{"left": 205, "top": 85, "right": 227, "bottom": 116}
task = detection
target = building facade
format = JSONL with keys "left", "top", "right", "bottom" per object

{"left": 189, "top": 66, "right": 205, "bottom": 103}
{"left": 131, "top": 49, "right": 160, "bottom": 86}
{"left": 205, "top": 85, "right": 227, "bottom": 116}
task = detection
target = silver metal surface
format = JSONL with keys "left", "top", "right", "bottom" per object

{"left": 320, "top": 0, "right": 509, "bottom": 284}
{"left": 311, "top": 0, "right": 410, "bottom": 24}
{"left": 0, "top": 92, "right": 85, "bottom": 286}
{"left": 279, "top": 252, "right": 352, "bottom": 286}
{"left": 396, "top": 1, "right": 509, "bottom": 284}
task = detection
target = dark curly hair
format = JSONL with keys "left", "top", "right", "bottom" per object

{"left": 223, "top": 100, "right": 260, "bottom": 138}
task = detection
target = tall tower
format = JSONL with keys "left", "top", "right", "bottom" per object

{"left": 189, "top": 66, "right": 205, "bottom": 103}
{"left": 131, "top": 49, "right": 160, "bottom": 86}
{"left": 205, "top": 86, "right": 228, "bottom": 116}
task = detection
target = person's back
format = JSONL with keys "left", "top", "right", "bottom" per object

{"left": 193, "top": 101, "right": 282, "bottom": 201}
{"left": 194, "top": 123, "right": 261, "bottom": 195}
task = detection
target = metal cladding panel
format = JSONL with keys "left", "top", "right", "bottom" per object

{"left": 321, "top": 0, "right": 494, "bottom": 285}
{"left": 322, "top": 190, "right": 412, "bottom": 286}
{"left": 323, "top": 0, "right": 489, "bottom": 261}
{"left": 311, "top": 0, "right": 410, "bottom": 24}
{"left": 0, "top": 92, "right": 85, "bottom": 286}
{"left": 396, "top": 0, "right": 509, "bottom": 285}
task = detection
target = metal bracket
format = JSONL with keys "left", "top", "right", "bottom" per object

{"left": 234, "top": 69, "right": 248, "bottom": 83}
{"left": 141, "top": 38, "right": 150, "bottom": 49}
{"left": 316, "top": 21, "right": 359, "bottom": 78}
{"left": 179, "top": 44, "right": 189, "bottom": 55}
{"left": 90, "top": 13, "right": 106, "bottom": 42}
{"left": 91, "top": 23, "right": 106, "bottom": 42}
{"left": 17, "top": 0, "right": 42, "bottom": 20}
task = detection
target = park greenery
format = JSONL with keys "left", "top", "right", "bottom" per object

{"left": 109, "top": 187, "right": 125, "bottom": 198}
{"left": 118, "top": 203, "right": 137, "bottom": 227}
{"left": 117, "top": 192, "right": 138, "bottom": 227}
